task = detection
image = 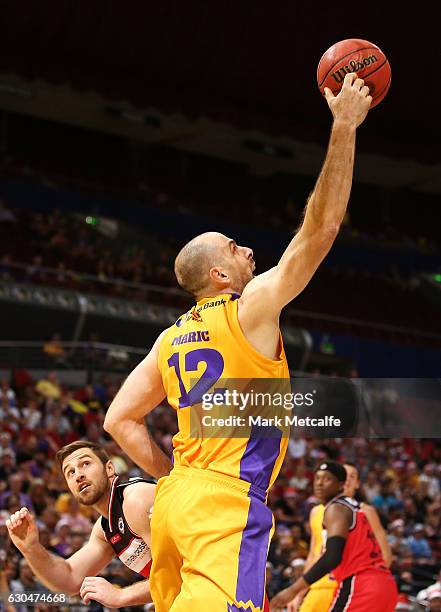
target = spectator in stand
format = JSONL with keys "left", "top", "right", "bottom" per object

{"left": 0, "top": 432, "right": 14, "bottom": 461}
{"left": 43, "top": 404, "right": 71, "bottom": 436}
{"left": 0, "top": 475, "right": 34, "bottom": 513}
{"left": 43, "top": 334, "right": 66, "bottom": 365}
{"left": 9, "top": 558, "right": 50, "bottom": 610}
{"left": 273, "top": 488, "right": 301, "bottom": 527}
{"left": 372, "top": 479, "right": 403, "bottom": 515}
{"left": 52, "top": 519, "right": 74, "bottom": 558}
{"left": 28, "top": 480, "right": 50, "bottom": 517}
{"left": 417, "top": 569, "right": 441, "bottom": 606}
{"left": 396, "top": 570, "right": 418, "bottom": 598}
{"left": 428, "top": 590, "right": 441, "bottom": 612}
{"left": 0, "top": 380, "right": 16, "bottom": 408}
{"left": 0, "top": 384, "right": 21, "bottom": 433}
{"left": 362, "top": 470, "right": 381, "bottom": 502}
{"left": 290, "top": 524, "right": 309, "bottom": 559}
{"left": 420, "top": 464, "right": 441, "bottom": 500}
{"left": 289, "top": 463, "right": 311, "bottom": 491}
{"left": 21, "top": 399, "right": 42, "bottom": 430}
{"left": 0, "top": 451, "right": 16, "bottom": 483}
{"left": 35, "top": 371, "right": 61, "bottom": 400}
{"left": 387, "top": 518, "right": 410, "bottom": 557}
{"left": 57, "top": 496, "right": 93, "bottom": 535}
{"left": 407, "top": 524, "right": 432, "bottom": 560}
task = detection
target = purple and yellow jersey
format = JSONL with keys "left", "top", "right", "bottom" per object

{"left": 157, "top": 292, "right": 290, "bottom": 493}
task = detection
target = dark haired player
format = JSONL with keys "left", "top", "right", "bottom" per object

{"left": 6, "top": 441, "right": 155, "bottom": 608}
{"left": 270, "top": 461, "right": 398, "bottom": 611}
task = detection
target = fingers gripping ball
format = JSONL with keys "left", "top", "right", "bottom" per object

{"left": 317, "top": 39, "right": 391, "bottom": 108}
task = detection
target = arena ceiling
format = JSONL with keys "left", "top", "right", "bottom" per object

{"left": 0, "top": 1, "right": 440, "bottom": 191}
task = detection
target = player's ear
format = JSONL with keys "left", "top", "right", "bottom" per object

{"left": 106, "top": 460, "right": 116, "bottom": 478}
{"left": 209, "top": 266, "right": 229, "bottom": 285}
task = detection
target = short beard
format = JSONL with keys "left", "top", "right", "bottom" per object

{"left": 77, "top": 472, "right": 109, "bottom": 506}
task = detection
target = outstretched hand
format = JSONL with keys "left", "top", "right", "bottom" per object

{"left": 6, "top": 507, "right": 40, "bottom": 553}
{"left": 324, "top": 72, "right": 372, "bottom": 128}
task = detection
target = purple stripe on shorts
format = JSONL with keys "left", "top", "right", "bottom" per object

{"left": 234, "top": 428, "right": 281, "bottom": 607}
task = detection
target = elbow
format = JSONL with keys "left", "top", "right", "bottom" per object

{"left": 67, "top": 587, "right": 80, "bottom": 597}
{"left": 318, "top": 222, "right": 340, "bottom": 244}
{"left": 103, "top": 412, "right": 119, "bottom": 437}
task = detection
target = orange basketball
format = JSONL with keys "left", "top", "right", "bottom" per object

{"left": 317, "top": 38, "right": 391, "bottom": 108}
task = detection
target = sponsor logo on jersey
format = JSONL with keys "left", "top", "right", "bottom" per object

{"left": 119, "top": 538, "right": 151, "bottom": 573}
{"left": 118, "top": 517, "right": 125, "bottom": 534}
{"left": 110, "top": 534, "right": 122, "bottom": 544}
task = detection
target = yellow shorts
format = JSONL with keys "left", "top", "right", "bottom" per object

{"left": 299, "top": 586, "right": 337, "bottom": 612}
{"left": 150, "top": 465, "right": 273, "bottom": 612}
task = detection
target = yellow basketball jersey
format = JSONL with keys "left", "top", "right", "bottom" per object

{"left": 157, "top": 292, "right": 290, "bottom": 492}
{"left": 309, "top": 504, "right": 337, "bottom": 590}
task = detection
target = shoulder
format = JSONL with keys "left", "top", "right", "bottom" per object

{"left": 360, "top": 502, "right": 374, "bottom": 516}
{"left": 361, "top": 502, "right": 381, "bottom": 524}
{"left": 122, "top": 481, "right": 155, "bottom": 540}
{"left": 324, "top": 498, "right": 353, "bottom": 524}
{"left": 91, "top": 516, "right": 110, "bottom": 544}
{"left": 122, "top": 481, "right": 156, "bottom": 513}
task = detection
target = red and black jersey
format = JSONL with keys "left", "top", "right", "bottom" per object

{"left": 324, "top": 496, "right": 389, "bottom": 583}
{"left": 101, "top": 475, "right": 155, "bottom": 578}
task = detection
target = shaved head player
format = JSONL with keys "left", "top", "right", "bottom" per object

{"left": 104, "top": 73, "right": 373, "bottom": 612}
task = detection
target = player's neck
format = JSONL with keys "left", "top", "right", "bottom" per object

{"left": 94, "top": 475, "right": 118, "bottom": 518}
{"left": 196, "top": 289, "right": 240, "bottom": 303}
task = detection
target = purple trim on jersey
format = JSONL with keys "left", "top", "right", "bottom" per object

{"left": 230, "top": 293, "right": 241, "bottom": 301}
{"left": 235, "top": 428, "right": 281, "bottom": 607}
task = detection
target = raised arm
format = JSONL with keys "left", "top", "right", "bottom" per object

{"left": 6, "top": 509, "right": 114, "bottom": 595}
{"left": 242, "top": 73, "right": 372, "bottom": 325}
{"left": 103, "top": 333, "right": 172, "bottom": 479}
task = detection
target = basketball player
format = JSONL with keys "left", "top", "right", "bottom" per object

{"left": 104, "top": 72, "right": 373, "bottom": 611}
{"left": 288, "top": 463, "right": 392, "bottom": 612}
{"left": 5, "top": 441, "right": 155, "bottom": 608}
{"left": 343, "top": 463, "right": 392, "bottom": 567}
{"left": 270, "top": 461, "right": 398, "bottom": 611}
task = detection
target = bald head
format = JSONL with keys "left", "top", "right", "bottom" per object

{"left": 174, "top": 232, "right": 227, "bottom": 298}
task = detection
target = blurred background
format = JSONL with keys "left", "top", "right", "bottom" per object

{"left": 0, "top": 2, "right": 440, "bottom": 610}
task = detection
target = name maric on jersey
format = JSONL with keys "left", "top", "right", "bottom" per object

{"left": 331, "top": 55, "right": 378, "bottom": 84}
{"left": 172, "top": 330, "right": 210, "bottom": 346}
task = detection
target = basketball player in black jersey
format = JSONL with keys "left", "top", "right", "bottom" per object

{"left": 6, "top": 441, "right": 155, "bottom": 608}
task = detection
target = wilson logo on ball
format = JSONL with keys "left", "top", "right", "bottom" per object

{"left": 317, "top": 39, "right": 391, "bottom": 108}
{"left": 331, "top": 55, "right": 379, "bottom": 83}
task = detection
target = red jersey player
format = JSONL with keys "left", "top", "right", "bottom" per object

{"left": 270, "top": 461, "right": 398, "bottom": 611}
